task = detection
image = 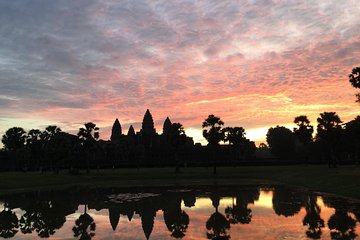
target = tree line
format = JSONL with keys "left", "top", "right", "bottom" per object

{"left": 265, "top": 113, "right": 360, "bottom": 167}
{"left": 0, "top": 122, "right": 100, "bottom": 172}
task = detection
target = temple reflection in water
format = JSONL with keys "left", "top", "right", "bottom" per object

{"left": 0, "top": 185, "right": 359, "bottom": 239}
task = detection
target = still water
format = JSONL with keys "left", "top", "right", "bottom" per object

{"left": 0, "top": 185, "right": 359, "bottom": 239}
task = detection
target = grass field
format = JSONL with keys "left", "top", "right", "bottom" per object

{"left": 0, "top": 165, "right": 359, "bottom": 198}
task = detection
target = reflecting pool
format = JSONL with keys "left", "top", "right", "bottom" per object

{"left": 0, "top": 185, "right": 359, "bottom": 239}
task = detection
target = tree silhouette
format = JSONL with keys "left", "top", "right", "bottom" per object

{"left": 72, "top": 205, "right": 96, "bottom": 240}
{"left": 348, "top": 67, "right": 360, "bottom": 102}
{"left": 77, "top": 122, "right": 99, "bottom": 173}
{"left": 202, "top": 115, "right": 225, "bottom": 174}
{"left": 293, "top": 116, "right": 314, "bottom": 163}
{"left": 1, "top": 127, "right": 26, "bottom": 151}
{"left": 316, "top": 112, "right": 342, "bottom": 167}
{"left": 266, "top": 126, "right": 296, "bottom": 160}
{"left": 223, "top": 127, "right": 246, "bottom": 145}
{"left": 26, "top": 129, "right": 43, "bottom": 169}
{"left": 0, "top": 207, "right": 18, "bottom": 239}
{"left": 44, "top": 132, "right": 76, "bottom": 173}
{"left": 42, "top": 125, "right": 62, "bottom": 142}
{"left": 202, "top": 115, "right": 225, "bottom": 146}
{"left": 223, "top": 127, "right": 254, "bottom": 161}
{"left": 302, "top": 194, "right": 324, "bottom": 239}
{"left": 40, "top": 125, "right": 63, "bottom": 171}
{"left": 344, "top": 116, "right": 360, "bottom": 162}
{"left": 78, "top": 122, "right": 99, "bottom": 144}
{"left": 293, "top": 115, "right": 313, "bottom": 145}
{"left": 316, "top": 112, "right": 342, "bottom": 137}
{"left": 26, "top": 129, "right": 42, "bottom": 145}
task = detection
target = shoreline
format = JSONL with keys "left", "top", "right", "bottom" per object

{"left": 0, "top": 165, "right": 359, "bottom": 199}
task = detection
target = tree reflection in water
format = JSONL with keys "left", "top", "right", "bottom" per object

{"left": 272, "top": 186, "right": 305, "bottom": 217}
{"left": 19, "top": 200, "right": 67, "bottom": 238}
{"left": 323, "top": 195, "right": 358, "bottom": 240}
{"left": 328, "top": 210, "right": 357, "bottom": 240}
{"left": 0, "top": 204, "right": 18, "bottom": 239}
{"left": 225, "top": 188, "right": 259, "bottom": 225}
{"left": 0, "top": 186, "right": 359, "bottom": 239}
{"left": 72, "top": 204, "right": 96, "bottom": 240}
{"left": 302, "top": 193, "right": 324, "bottom": 239}
{"left": 206, "top": 193, "right": 230, "bottom": 240}
{"left": 163, "top": 195, "right": 189, "bottom": 238}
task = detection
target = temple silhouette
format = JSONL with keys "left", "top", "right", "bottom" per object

{"left": 97, "top": 109, "right": 194, "bottom": 168}
{"left": 110, "top": 109, "right": 194, "bottom": 150}
{"left": 0, "top": 109, "right": 260, "bottom": 171}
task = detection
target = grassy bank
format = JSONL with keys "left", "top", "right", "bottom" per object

{"left": 0, "top": 165, "right": 359, "bottom": 198}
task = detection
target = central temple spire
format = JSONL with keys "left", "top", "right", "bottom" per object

{"left": 141, "top": 109, "right": 156, "bottom": 135}
{"left": 111, "top": 118, "right": 122, "bottom": 141}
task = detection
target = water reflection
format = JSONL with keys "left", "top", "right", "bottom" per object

{"left": 0, "top": 185, "right": 359, "bottom": 239}
{"left": 303, "top": 193, "right": 325, "bottom": 239}
{"left": 73, "top": 205, "right": 96, "bottom": 240}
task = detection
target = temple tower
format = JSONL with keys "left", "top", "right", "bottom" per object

{"left": 141, "top": 109, "right": 156, "bottom": 135}
{"left": 111, "top": 118, "right": 122, "bottom": 141}
{"left": 127, "top": 125, "right": 135, "bottom": 137}
{"left": 162, "top": 117, "right": 172, "bottom": 136}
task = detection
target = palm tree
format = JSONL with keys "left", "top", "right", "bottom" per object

{"left": 348, "top": 67, "right": 360, "bottom": 102}
{"left": 77, "top": 122, "right": 99, "bottom": 173}
{"left": 316, "top": 112, "right": 342, "bottom": 167}
{"left": 223, "top": 127, "right": 245, "bottom": 145}
{"left": 202, "top": 115, "right": 225, "bottom": 174}
{"left": 202, "top": 115, "right": 225, "bottom": 146}
{"left": 26, "top": 129, "right": 43, "bottom": 170}
{"left": 41, "top": 125, "right": 62, "bottom": 171}
{"left": 293, "top": 116, "right": 314, "bottom": 163}
{"left": 294, "top": 116, "right": 313, "bottom": 145}
{"left": 223, "top": 127, "right": 247, "bottom": 161}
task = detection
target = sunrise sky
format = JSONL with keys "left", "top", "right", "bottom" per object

{"left": 1, "top": 0, "right": 360, "bottom": 145}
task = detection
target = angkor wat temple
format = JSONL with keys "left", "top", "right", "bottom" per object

{"left": 93, "top": 109, "right": 255, "bottom": 168}
{"left": 99, "top": 109, "right": 196, "bottom": 168}
{"left": 0, "top": 109, "right": 258, "bottom": 171}
{"left": 110, "top": 109, "right": 194, "bottom": 150}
